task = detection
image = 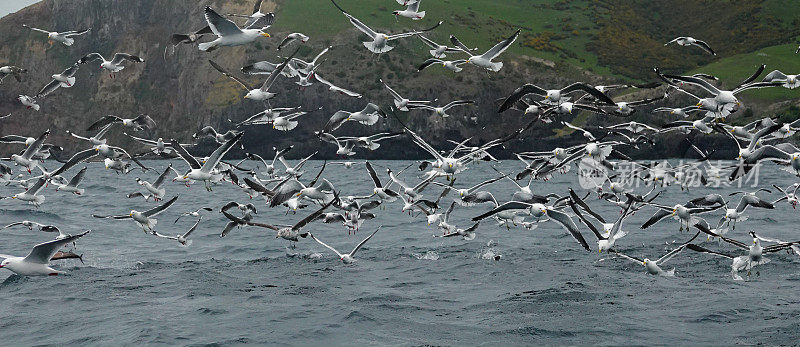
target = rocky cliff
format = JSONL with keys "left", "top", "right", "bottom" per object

{"left": 0, "top": 0, "right": 796, "bottom": 159}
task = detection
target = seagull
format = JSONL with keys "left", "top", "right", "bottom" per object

{"left": 208, "top": 47, "right": 298, "bottom": 102}
{"left": 167, "top": 25, "right": 212, "bottom": 54}
{"left": 331, "top": 0, "right": 441, "bottom": 54}
{"left": 172, "top": 132, "right": 244, "bottom": 191}
{"left": 0, "top": 231, "right": 89, "bottom": 276}
{"left": 664, "top": 36, "right": 715, "bottom": 55}
{"left": 718, "top": 189, "right": 774, "bottom": 229}
{"left": 86, "top": 114, "right": 155, "bottom": 132}
{"left": 134, "top": 165, "right": 173, "bottom": 201}
{"left": 175, "top": 207, "right": 214, "bottom": 224}
{"left": 77, "top": 52, "right": 144, "bottom": 78}
{"left": 409, "top": 100, "right": 474, "bottom": 118}
{"left": 762, "top": 70, "right": 800, "bottom": 89}
{"left": 382, "top": 79, "right": 430, "bottom": 111}
{"left": 498, "top": 82, "right": 616, "bottom": 111}
{"left": 193, "top": 126, "right": 241, "bottom": 144}
{"left": 237, "top": 106, "right": 303, "bottom": 126}
{"left": 0, "top": 65, "right": 27, "bottom": 84}
{"left": 657, "top": 66, "right": 783, "bottom": 113}
{"left": 417, "top": 34, "right": 468, "bottom": 59}
{"left": 449, "top": 29, "right": 520, "bottom": 72}
{"left": 435, "top": 222, "right": 480, "bottom": 241}
{"left": 365, "top": 161, "right": 400, "bottom": 202}
{"left": 309, "top": 226, "right": 382, "bottom": 263}
{"left": 473, "top": 200, "right": 590, "bottom": 251}
{"left": 323, "top": 103, "right": 383, "bottom": 132}
{"left": 54, "top": 167, "right": 87, "bottom": 195}
{"left": 153, "top": 216, "right": 202, "bottom": 246}
{"left": 278, "top": 151, "right": 316, "bottom": 178}
{"left": 220, "top": 202, "right": 258, "bottom": 237}
{"left": 92, "top": 196, "right": 178, "bottom": 233}
{"left": 418, "top": 58, "right": 468, "bottom": 73}
{"left": 691, "top": 226, "right": 800, "bottom": 279}
{"left": 609, "top": 230, "right": 700, "bottom": 276}
{"left": 225, "top": 0, "right": 275, "bottom": 29}
{"left": 198, "top": 6, "right": 273, "bottom": 51}
{"left": 772, "top": 183, "right": 800, "bottom": 209}
{"left": 568, "top": 196, "right": 634, "bottom": 253}
{"left": 8, "top": 129, "right": 49, "bottom": 173}
{"left": 36, "top": 64, "right": 80, "bottom": 98}
{"left": 277, "top": 32, "right": 309, "bottom": 50}
{"left": 393, "top": 0, "right": 425, "bottom": 19}
{"left": 22, "top": 24, "right": 90, "bottom": 46}
{"left": 18, "top": 95, "right": 40, "bottom": 111}
{"left": 1, "top": 220, "right": 59, "bottom": 232}
{"left": 244, "top": 147, "right": 292, "bottom": 178}
{"left": 227, "top": 194, "right": 339, "bottom": 242}
{"left": 432, "top": 176, "right": 501, "bottom": 206}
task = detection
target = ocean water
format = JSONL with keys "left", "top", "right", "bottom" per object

{"left": 1, "top": 159, "right": 799, "bottom": 345}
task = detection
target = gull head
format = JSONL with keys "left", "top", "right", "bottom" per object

{"left": 643, "top": 258, "right": 649, "bottom": 266}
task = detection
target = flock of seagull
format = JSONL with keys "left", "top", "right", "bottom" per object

{"left": 1, "top": 0, "right": 800, "bottom": 280}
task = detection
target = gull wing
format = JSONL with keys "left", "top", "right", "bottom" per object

{"left": 480, "top": 29, "right": 519, "bottom": 60}
{"left": 498, "top": 84, "right": 548, "bottom": 112}
{"left": 560, "top": 82, "right": 616, "bottom": 105}
{"left": 110, "top": 53, "right": 144, "bottom": 65}
{"left": 169, "top": 140, "right": 201, "bottom": 170}
{"left": 309, "top": 233, "right": 343, "bottom": 258}
{"left": 292, "top": 193, "right": 339, "bottom": 230}
{"left": 547, "top": 208, "right": 590, "bottom": 251}
{"left": 331, "top": 0, "right": 377, "bottom": 39}
{"left": 472, "top": 201, "right": 531, "bottom": 221}
{"left": 200, "top": 132, "right": 244, "bottom": 173}
{"left": 261, "top": 47, "right": 300, "bottom": 91}
{"left": 365, "top": 161, "right": 382, "bottom": 188}
{"left": 50, "top": 149, "right": 97, "bottom": 177}
{"left": 204, "top": 6, "right": 243, "bottom": 36}
{"left": 24, "top": 231, "right": 90, "bottom": 264}
{"left": 350, "top": 226, "right": 382, "bottom": 257}
{"left": 209, "top": 60, "right": 252, "bottom": 90}
{"left": 66, "top": 167, "right": 87, "bottom": 187}
{"left": 22, "top": 24, "right": 50, "bottom": 34}
{"left": 143, "top": 196, "right": 178, "bottom": 217}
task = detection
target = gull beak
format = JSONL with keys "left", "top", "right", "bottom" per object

{"left": 671, "top": 208, "right": 676, "bottom": 216}
{"left": 598, "top": 249, "right": 602, "bottom": 253}
{"left": 183, "top": 175, "right": 188, "bottom": 179}
{"left": 129, "top": 212, "right": 133, "bottom": 216}
{"left": 642, "top": 261, "right": 646, "bottom": 265}
{"left": 11, "top": 196, "right": 15, "bottom": 199}
{"left": 696, "top": 102, "right": 702, "bottom": 107}
{"left": 261, "top": 33, "right": 271, "bottom": 38}
{"left": 244, "top": 95, "right": 250, "bottom": 99}
{"left": 736, "top": 102, "right": 741, "bottom": 106}
{"left": 295, "top": 193, "right": 301, "bottom": 197}
{"left": 94, "top": 148, "right": 99, "bottom": 151}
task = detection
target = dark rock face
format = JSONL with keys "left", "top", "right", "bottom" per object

{"left": 0, "top": 0, "right": 783, "bottom": 160}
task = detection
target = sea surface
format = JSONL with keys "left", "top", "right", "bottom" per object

{"left": 1, "top": 159, "right": 799, "bottom": 345}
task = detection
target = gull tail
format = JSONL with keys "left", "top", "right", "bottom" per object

{"left": 276, "top": 121, "right": 298, "bottom": 131}
{"left": 488, "top": 62, "right": 503, "bottom": 72}
{"left": 198, "top": 41, "right": 216, "bottom": 52}
{"left": 63, "top": 38, "right": 75, "bottom": 46}
{"left": 359, "top": 113, "right": 380, "bottom": 126}
{"left": 364, "top": 41, "right": 393, "bottom": 53}
{"left": 430, "top": 50, "right": 445, "bottom": 58}
{"left": 414, "top": 11, "right": 426, "bottom": 19}
{"left": 61, "top": 77, "right": 76, "bottom": 88}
